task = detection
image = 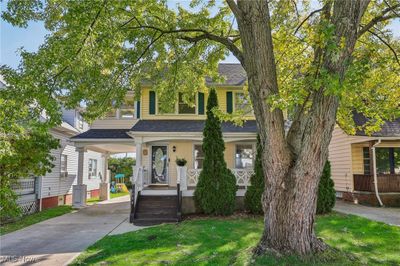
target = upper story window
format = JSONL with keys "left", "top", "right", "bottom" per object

{"left": 235, "top": 144, "right": 254, "bottom": 169}
{"left": 234, "top": 92, "right": 252, "bottom": 115}
{"left": 120, "top": 96, "right": 135, "bottom": 119}
{"left": 77, "top": 114, "right": 84, "bottom": 130}
{"left": 105, "top": 97, "right": 135, "bottom": 119}
{"left": 158, "top": 93, "right": 196, "bottom": 114}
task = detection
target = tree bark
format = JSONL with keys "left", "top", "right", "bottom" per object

{"left": 235, "top": 0, "right": 370, "bottom": 255}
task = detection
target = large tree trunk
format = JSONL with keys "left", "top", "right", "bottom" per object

{"left": 235, "top": 0, "right": 370, "bottom": 255}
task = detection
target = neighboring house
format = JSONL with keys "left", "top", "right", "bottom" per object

{"left": 38, "top": 109, "right": 105, "bottom": 209}
{"left": 329, "top": 113, "right": 400, "bottom": 207}
{"left": 71, "top": 63, "right": 258, "bottom": 224}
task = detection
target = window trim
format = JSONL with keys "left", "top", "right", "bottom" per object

{"left": 234, "top": 143, "right": 256, "bottom": 169}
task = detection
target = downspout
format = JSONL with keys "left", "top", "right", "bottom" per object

{"left": 371, "top": 138, "right": 384, "bottom": 206}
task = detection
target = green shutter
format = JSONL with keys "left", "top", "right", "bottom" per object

{"left": 137, "top": 100, "right": 141, "bottom": 118}
{"left": 226, "top": 91, "right": 233, "bottom": 114}
{"left": 149, "top": 91, "right": 156, "bottom": 115}
{"left": 198, "top": 92, "right": 205, "bottom": 115}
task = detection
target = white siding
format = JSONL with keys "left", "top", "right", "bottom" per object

{"left": 39, "top": 130, "right": 103, "bottom": 198}
{"left": 328, "top": 127, "right": 353, "bottom": 192}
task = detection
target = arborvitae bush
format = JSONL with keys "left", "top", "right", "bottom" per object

{"left": 194, "top": 89, "right": 237, "bottom": 215}
{"left": 244, "top": 135, "right": 265, "bottom": 214}
{"left": 316, "top": 161, "right": 336, "bottom": 214}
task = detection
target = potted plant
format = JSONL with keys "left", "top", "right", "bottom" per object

{"left": 176, "top": 157, "right": 187, "bottom": 190}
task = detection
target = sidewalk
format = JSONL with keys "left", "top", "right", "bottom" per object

{"left": 0, "top": 196, "right": 143, "bottom": 266}
{"left": 334, "top": 199, "right": 400, "bottom": 226}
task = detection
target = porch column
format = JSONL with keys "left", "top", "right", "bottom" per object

{"left": 133, "top": 139, "right": 142, "bottom": 184}
{"left": 100, "top": 152, "right": 110, "bottom": 201}
{"left": 73, "top": 147, "right": 87, "bottom": 208}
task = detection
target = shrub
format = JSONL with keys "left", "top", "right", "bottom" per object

{"left": 244, "top": 135, "right": 265, "bottom": 214}
{"left": 194, "top": 89, "right": 237, "bottom": 215}
{"left": 316, "top": 161, "right": 336, "bottom": 214}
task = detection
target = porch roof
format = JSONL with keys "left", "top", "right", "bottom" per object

{"left": 71, "top": 129, "right": 132, "bottom": 139}
{"left": 131, "top": 119, "right": 257, "bottom": 133}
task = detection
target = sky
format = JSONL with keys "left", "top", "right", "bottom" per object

{"left": 1, "top": 2, "right": 399, "bottom": 69}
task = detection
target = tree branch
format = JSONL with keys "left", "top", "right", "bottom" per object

{"left": 226, "top": 0, "right": 242, "bottom": 20}
{"left": 358, "top": 3, "right": 400, "bottom": 37}
{"left": 367, "top": 29, "right": 400, "bottom": 66}
{"left": 125, "top": 19, "right": 244, "bottom": 64}
{"left": 294, "top": 7, "right": 324, "bottom": 35}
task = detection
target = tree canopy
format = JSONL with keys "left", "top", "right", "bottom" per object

{"left": 1, "top": 0, "right": 399, "bottom": 130}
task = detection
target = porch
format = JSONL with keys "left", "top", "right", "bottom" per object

{"left": 353, "top": 174, "right": 400, "bottom": 192}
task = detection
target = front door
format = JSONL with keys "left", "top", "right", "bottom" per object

{"left": 151, "top": 145, "right": 168, "bottom": 184}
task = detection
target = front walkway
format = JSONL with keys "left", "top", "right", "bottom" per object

{"left": 334, "top": 199, "right": 400, "bottom": 226}
{"left": 0, "top": 195, "right": 142, "bottom": 266}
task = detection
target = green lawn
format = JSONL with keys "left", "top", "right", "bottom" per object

{"left": 87, "top": 192, "right": 130, "bottom": 205}
{"left": 72, "top": 212, "right": 399, "bottom": 266}
{"left": 111, "top": 191, "right": 130, "bottom": 199}
{"left": 0, "top": 205, "right": 73, "bottom": 236}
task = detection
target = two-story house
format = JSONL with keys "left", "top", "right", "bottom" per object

{"left": 71, "top": 63, "right": 258, "bottom": 224}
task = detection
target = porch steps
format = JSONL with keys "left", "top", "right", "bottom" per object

{"left": 132, "top": 195, "right": 179, "bottom": 226}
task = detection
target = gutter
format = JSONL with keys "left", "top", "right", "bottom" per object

{"left": 371, "top": 138, "right": 384, "bottom": 206}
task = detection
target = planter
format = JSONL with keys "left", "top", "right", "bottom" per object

{"left": 177, "top": 166, "right": 187, "bottom": 190}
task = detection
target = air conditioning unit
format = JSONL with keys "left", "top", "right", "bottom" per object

{"left": 60, "top": 171, "right": 68, "bottom": 178}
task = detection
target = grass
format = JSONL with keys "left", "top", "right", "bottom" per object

{"left": 111, "top": 191, "right": 130, "bottom": 199}
{"left": 87, "top": 192, "right": 130, "bottom": 205}
{"left": 72, "top": 212, "right": 400, "bottom": 266}
{"left": 0, "top": 205, "right": 73, "bottom": 236}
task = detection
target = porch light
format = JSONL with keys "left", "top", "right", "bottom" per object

{"left": 173, "top": 146, "right": 177, "bottom": 152}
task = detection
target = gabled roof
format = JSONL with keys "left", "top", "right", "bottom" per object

{"left": 206, "top": 63, "right": 247, "bottom": 86}
{"left": 71, "top": 129, "right": 132, "bottom": 139}
{"left": 353, "top": 113, "right": 400, "bottom": 137}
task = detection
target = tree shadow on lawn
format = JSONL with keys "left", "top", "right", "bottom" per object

{"left": 72, "top": 214, "right": 399, "bottom": 266}
{"left": 316, "top": 212, "right": 400, "bottom": 265}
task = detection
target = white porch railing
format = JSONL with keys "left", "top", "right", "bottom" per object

{"left": 186, "top": 168, "right": 254, "bottom": 189}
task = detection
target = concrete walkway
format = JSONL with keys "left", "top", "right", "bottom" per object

{"left": 0, "top": 195, "right": 144, "bottom": 266}
{"left": 334, "top": 199, "right": 400, "bottom": 226}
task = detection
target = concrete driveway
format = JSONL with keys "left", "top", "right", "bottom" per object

{"left": 334, "top": 199, "right": 400, "bottom": 226}
{"left": 0, "top": 195, "right": 142, "bottom": 266}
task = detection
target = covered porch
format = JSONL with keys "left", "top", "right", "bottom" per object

{"left": 350, "top": 139, "right": 400, "bottom": 206}
{"left": 70, "top": 129, "right": 136, "bottom": 207}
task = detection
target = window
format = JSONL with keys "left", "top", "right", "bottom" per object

{"left": 158, "top": 93, "right": 196, "bottom": 114}
{"left": 120, "top": 96, "right": 135, "bottom": 119}
{"left": 158, "top": 98, "right": 175, "bottom": 114}
{"left": 88, "top": 159, "right": 98, "bottom": 179}
{"left": 178, "top": 93, "right": 196, "bottom": 114}
{"left": 194, "top": 144, "right": 204, "bottom": 169}
{"left": 363, "top": 147, "right": 371, "bottom": 175}
{"left": 235, "top": 144, "right": 254, "bottom": 169}
{"left": 61, "top": 154, "right": 68, "bottom": 178}
{"left": 376, "top": 148, "right": 400, "bottom": 174}
{"left": 105, "top": 109, "right": 117, "bottom": 118}
{"left": 77, "top": 114, "right": 84, "bottom": 130}
{"left": 234, "top": 92, "right": 252, "bottom": 114}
